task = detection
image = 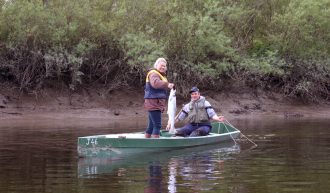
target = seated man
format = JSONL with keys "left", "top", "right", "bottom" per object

{"left": 174, "top": 86, "right": 224, "bottom": 137}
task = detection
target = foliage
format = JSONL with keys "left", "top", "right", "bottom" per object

{"left": 0, "top": 0, "right": 329, "bottom": 102}
{"left": 120, "top": 32, "right": 164, "bottom": 84}
{"left": 269, "top": 0, "right": 330, "bottom": 58}
{"left": 283, "top": 59, "right": 330, "bottom": 102}
{"left": 240, "top": 50, "right": 286, "bottom": 76}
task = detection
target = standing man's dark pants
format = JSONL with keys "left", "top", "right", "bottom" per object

{"left": 145, "top": 110, "right": 162, "bottom": 137}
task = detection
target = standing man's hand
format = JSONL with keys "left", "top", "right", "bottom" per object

{"left": 168, "top": 83, "right": 174, "bottom": 89}
{"left": 166, "top": 120, "right": 171, "bottom": 131}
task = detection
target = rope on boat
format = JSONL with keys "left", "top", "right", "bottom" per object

{"left": 224, "top": 119, "right": 258, "bottom": 147}
{"left": 217, "top": 122, "right": 238, "bottom": 146}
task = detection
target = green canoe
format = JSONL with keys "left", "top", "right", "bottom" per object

{"left": 78, "top": 141, "right": 240, "bottom": 178}
{"left": 77, "top": 122, "right": 241, "bottom": 157}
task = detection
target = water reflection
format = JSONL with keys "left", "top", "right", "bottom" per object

{"left": 168, "top": 158, "right": 178, "bottom": 193}
{"left": 145, "top": 161, "right": 163, "bottom": 193}
{"left": 1, "top": 118, "right": 330, "bottom": 193}
{"left": 78, "top": 142, "right": 240, "bottom": 192}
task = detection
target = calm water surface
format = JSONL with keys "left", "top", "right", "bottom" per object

{"left": 0, "top": 117, "right": 329, "bottom": 193}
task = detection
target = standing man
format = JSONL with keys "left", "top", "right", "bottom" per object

{"left": 174, "top": 86, "right": 224, "bottom": 137}
{"left": 144, "top": 58, "right": 175, "bottom": 138}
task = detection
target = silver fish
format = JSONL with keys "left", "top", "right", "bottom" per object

{"left": 167, "top": 88, "right": 177, "bottom": 134}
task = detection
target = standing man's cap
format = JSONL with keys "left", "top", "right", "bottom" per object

{"left": 189, "top": 86, "right": 199, "bottom": 93}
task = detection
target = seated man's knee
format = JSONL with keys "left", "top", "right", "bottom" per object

{"left": 189, "top": 127, "right": 209, "bottom": 137}
{"left": 175, "top": 128, "right": 187, "bottom": 137}
{"left": 189, "top": 130, "right": 200, "bottom": 137}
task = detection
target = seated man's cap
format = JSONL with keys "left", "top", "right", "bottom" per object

{"left": 189, "top": 86, "right": 199, "bottom": 93}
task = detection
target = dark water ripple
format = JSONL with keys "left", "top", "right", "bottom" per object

{"left": 0, "top": 118, "right": 330, "bottom": 193}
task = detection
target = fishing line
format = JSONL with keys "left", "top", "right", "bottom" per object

{"left": 217, "top": 122, "right": 238, "bottom": 146}
{"left": 224, "top": 119, "right": 258, "bottom": 147}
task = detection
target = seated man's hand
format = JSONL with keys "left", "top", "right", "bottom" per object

{"left": 218, "top": 116, "right": 224, "bottom": 122}
{"left": 212, "top": 115, "right": 224, "bottom": 122}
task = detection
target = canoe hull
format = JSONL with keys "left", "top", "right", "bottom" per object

{"left": 77, "top": 122, "right": 240, "bottom": 157}
{"left": 78, "top": 141, "right": 240, "bottom": 178}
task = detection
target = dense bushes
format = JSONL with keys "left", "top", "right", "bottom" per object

{"left": 0, "top": 0, "right": 329, "bottom": 102}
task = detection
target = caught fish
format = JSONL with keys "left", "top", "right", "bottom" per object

{"left": 167, "top": 88, "right": 176, "bottom": 134}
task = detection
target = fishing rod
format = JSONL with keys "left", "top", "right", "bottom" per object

{"left": 216, "top": 122, "right": 238, "bottom": 146}
{"left": 223, "top": 119, "right": 258, "bottom": 147}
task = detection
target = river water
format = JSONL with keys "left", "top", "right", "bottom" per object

{"left": 0, "top": 117, "right": 329, "bottom": 193}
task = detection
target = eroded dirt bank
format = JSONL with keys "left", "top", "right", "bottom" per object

{"left": 0, "top": 88, "right": 329, "bottom": 123}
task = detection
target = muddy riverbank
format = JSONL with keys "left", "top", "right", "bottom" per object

{"left": 1, "top": 87, "right": 329, "bottom": 123}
